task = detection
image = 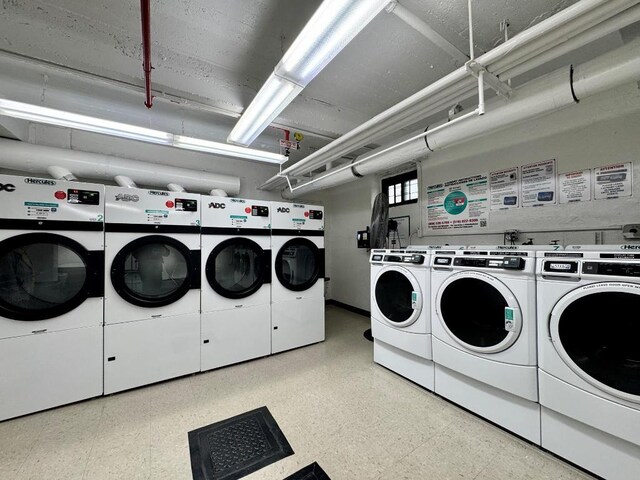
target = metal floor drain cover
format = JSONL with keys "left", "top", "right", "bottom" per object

{"left": 188, "top": 406, "right": 293, "bottom": 480}
{"left": 284, "top": 462, "right": 331, "bottom": 480}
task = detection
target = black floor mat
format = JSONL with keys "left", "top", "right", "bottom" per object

{"left": 284, "top": 462, "right": 331, "bottom": 480}
{"left": 188, "top": 406, "right": 294, "bottom": 480}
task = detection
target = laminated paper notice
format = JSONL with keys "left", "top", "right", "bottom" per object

{"left": 522, "top": 159, "right": 557, "bottom": 207}
{"left": 427, "top": 174, "right": 489, "bottom": 230}
{"left": 490, "top": 167, "right": 519, "bottom": 210}
{"left": 594, "top": 162, "right": 632, "bottom": 200}
{"left": 559, "top": 169, "right": 592, "bottom": 204}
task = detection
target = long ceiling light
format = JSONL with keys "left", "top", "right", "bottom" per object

{"left": 0, "top": 98, "right": 286, "bottom": 164}
{"left": 227, "top": 0, "right": 389, "bottom": 147}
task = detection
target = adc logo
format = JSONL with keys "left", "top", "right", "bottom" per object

{"left": 277, "top": 207, "right": 290, "bottom": 213}
{"left": 115, "top": 193, "right": 139, "bottom": 202}
{"left": 24, "top": 178, "right": 56, "bottom": 185}
{"left": 0, "top": 183, "right": 16, "bottom": 192}
{"left": 148, "top": 190, "right": 169, "bottom": 196}
{"left": 209, "top": 202, "right": 226, "bottom": 209}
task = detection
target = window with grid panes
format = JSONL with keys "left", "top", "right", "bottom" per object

{"left": 382, "top": 170, "right": 418, "bottom": 207}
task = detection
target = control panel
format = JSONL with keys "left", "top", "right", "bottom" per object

{"left": 308, "top": 209, "right": 323, "bottom": 220}
{"left": 583, "top": 262, "right": 640, "bottom": 277}
{"left": 66, "top": 189, "right": 100, "bottom": 205}
{"left": 370, "top": 253, "right": 424, "bottom": 265}
{"left": 174, "top": 198, "right": 198, "bottom": 212}
{"left": 252, "top": 205, "right": 269, "bottom": 217}
{"left": 454, "top": 256, "right": 525, "bottom": 270}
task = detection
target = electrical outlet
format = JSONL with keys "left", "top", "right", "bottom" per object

{"left": 623, "top": 224, "right": 640, "bottom": 240}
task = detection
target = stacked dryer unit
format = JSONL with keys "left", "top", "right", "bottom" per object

{"left": 536, "top": 245, "right": 640, "bottom": 480}
{"left": 270, "top": 202, "right": 325, "bottom": 353}
{"left": 430, "top": 245, "right": 560, "bottom": 444}
{"left": 103, "top": 186, "right": 201, "bottom": 394}
{"left": 0, "top": 175, "right": 104, "bottom": 420}
{"left": 200, "top": 196, "right": 272, "bottom": 370}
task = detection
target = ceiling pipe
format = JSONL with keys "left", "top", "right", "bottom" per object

{"left": 0, "top": 139, "right": 241, "bottom": 195}
{"left": 140, "top": 0, "right": 153, "bottom": 108}
{"left": 47, "top": 165, "right": 78, "bottom": 181}
{"left": 261, "top": 0, "right": 640, "bottom": 191}
{"left": 167, "top": 183, "right": 186, "bottom": 192}
{"left": 114, "top": 175, "right": 137, "bottom": 188}
{"left": 284, "top": 38, "right": 640, "bottom": 198}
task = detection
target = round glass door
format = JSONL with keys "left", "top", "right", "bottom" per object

{"left": 437, "top": 272, "right": 521, "bottom": 353}
{"left": 206, "top": 238, "right": 268, "bottom": 299}
{"left": 374, "top": 267, "right": 422, "bottom": 327}
{"left": 0, "top": 233, "right": 93, "bottom": 320}
{"left": 111, "top": 235, "right": 194, "bottom": 307}
{"left": 551, "top": 283, "right": 640, "bottom": 403}
{"left": 275, "top": 238, "right": 321, "bottom": 292}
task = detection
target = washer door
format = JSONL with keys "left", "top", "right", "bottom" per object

{"left": 374, "top": 266, "right": 423, "bottom": 327}
{"left": 275, "top": 238, "right": 324, "bottom": 292}
{"left": 0, "top": 233, "right": 103, "bottom": 320}
{"left": 550, "top": 282, "right": 640, "bottom": 404}
{"left": 436, "top": 271, "right": 522, "bottom": 353}
{"left": 110, "top": 235, "right": 198, "bottom": 308}
{"left": 206, "top": 238, "right": 270, "bottom": 299}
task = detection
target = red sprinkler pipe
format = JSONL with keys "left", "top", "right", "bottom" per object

{"left": 140, "top": 0, "right": 153, "bottom": 108}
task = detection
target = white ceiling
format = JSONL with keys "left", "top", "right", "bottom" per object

{"left": 1, "top": 0, "right": 628, "bottom": 163}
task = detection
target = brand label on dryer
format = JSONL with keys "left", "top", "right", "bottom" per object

{"left": 504, "top": 307, "right": 515, "bottom": 331}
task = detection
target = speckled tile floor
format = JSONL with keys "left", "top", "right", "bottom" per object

{"left": 0, "top": 305, "right": 593, "bottom": 480}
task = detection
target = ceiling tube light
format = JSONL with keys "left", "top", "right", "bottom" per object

{"left": 0, "top": 98, "right": 173, "bottom": 144}
{"left": 173, "top": 135, "right": 286, "bottom": 164}
{"left": 228, "top": 0, "right": 389, "bottom": 146}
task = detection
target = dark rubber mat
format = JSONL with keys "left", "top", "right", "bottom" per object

{"left": 188, "top": 406, "right": 294, "bottom": 480}
{"left": 284, "top": 462, "right": 331, "bottom": 480}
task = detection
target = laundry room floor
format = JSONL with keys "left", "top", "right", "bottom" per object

{"left": 0, "top": 305, "right": 593, "bottom": 480}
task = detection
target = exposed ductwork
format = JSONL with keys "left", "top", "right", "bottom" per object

{"left": 167, "top": 183, "right": 186, "bottom": 192}
{"left": 263, "top": 0, "right": 640, "bottom": 192}
{"left": 0, "top": 139, "right": 241, "bottom": 195}
{"left": 284, "top": 38, "right": 640, "bottom": 198}
{"left": 47, "top": 165, "right": 78, "bottom": 181}
{"left": 114, "top": 175, "right": 137, "bottom": 188}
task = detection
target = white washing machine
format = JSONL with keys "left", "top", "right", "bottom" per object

{"left": 537, "top": 245, "right": 640, "bottom": 480}
{"left": 0, "top": 174, "right": 104, "bottom": 420}
{"left": 370, "top": 248, "right": 433, "bottom": 390}
{"left": 431, "top": 245, "right": 559, "bottom": 444}
{"left": 200, "top": 196, "right": 271, "bottom": 371}
{"left": 270, "top": 201, "right": 324, "bottom": 353}
{"left": 103, "top": 186, "right": 201, "bottom": 394}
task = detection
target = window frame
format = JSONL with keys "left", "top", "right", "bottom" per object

{"left": 382, "top": 170, "right": 419, "bottom": 207}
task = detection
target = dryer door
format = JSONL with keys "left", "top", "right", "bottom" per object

{"left": 373, "top": 266, "right": 423, "bottom": 327}
{"left": 550, "top": 282, "right": 640, "bottom": 404}
{"left": 110, "top": 235, "right": 199, "bottom": 308}
{"left": 436, "top": 271, "right": 522, "bottom": 353}
{"left": 275, "top": 238, "right": 324, "bottom": 292}
{"left": 206, "top": 237, "right": 270, "bottom": 299}
{"left": 0, "top": 233, "right": 103, "bottom": 320}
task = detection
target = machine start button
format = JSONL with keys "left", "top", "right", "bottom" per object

{"left": 165, "top": 200, "right": 175, "bottom": 208}
{"left": 54, "top": 191, "right": 66, "bottom": 200}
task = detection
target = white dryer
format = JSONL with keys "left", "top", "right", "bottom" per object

{"left": 537, "top": 245, "right": 640, "bottom": 480}
{"left": 431, "top": 245, "right": 558, "bottom": 444}
{"left": 103, "top": 187, "right": 201, "bottom": 394}
{"left": 270, "top": 202, "right": 325, "bottom": 353}
{"left": 370, "top": 248, "right": 433, "bottom": 389}
{"left": 200, "top": 196, "right": 271, "bottom": 371}
{"left": 0, "top": 175, "right": 104, "bottom": 420}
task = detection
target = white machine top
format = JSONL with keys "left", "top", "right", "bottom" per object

{"left": 0, "top": 174, "right": 104, "bottom": 223}
{"left": 370, "top": 249, "right": 428, "bottom": 267}
{"left": 201, "top": 195, "right": 270, "bottom": 230}
{"left": 105, "top": 186, "right": 199, "bottom": 226}
{"left": 271, "top": 201, "right": 324, "bottom": 231}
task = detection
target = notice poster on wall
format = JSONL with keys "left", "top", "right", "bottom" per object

{"left": 594, "top": 162, "right": 633, "bottom": 200}
{"left": 559, "top": 169, "right": 592, "bottom": 204}
{"left": 521, "top": 159, "right": 557, "bottom": 207}
{"left": 490, "top": 167, "right": 519, "bottom": 210}
{"left": 426, "top": 174, "right": 489, "bottom": 230}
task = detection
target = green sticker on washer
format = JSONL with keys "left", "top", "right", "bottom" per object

{"left": 411, "top": 292, "right": 417, "bottom": 302}
{"left": 505, "top": 307, "right": 514, "bottom": 320}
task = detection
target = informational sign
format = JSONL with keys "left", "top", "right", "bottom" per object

{"left": 594, "top": 162, "right": 633, "bottom": 200}
{"left": 521, "top": 159, "right": 557, "bottom": 207}
{"left": 426, "top": 174, "right": 489, "bottom": 230}
{"left": 279, "top": 139, "right": 299, "bottom": 150}
{"left": 490, "top": 167, "right": 519, "bottom": 210}
{"left": 559, "top": 169, "right": 592, "bottom": 204}
{"left": 389, "top": 215, "right": 410, "bottom": 248}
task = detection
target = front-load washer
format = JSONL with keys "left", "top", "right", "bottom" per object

{"left": 431, "top": 245, "right": 560, "bottom": 444}
{"left": 0, "top": 174, "right": 104, "bottom": 420}
{"left": 200, "top": 196, "right": 271, "bottom": 371}
{"left": 537, "top": 245, "right": 640, "bottom": 480}
{"left": 270, "top": 202, "right": 325, "bottom": 353}
{"left": 103, "top": 186, "right": 201, "bottom": 394}
{"left": 370, "top": 248, "right": 433, "bottom": 389}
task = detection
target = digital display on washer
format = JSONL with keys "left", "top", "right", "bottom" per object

{"left": 543, "top": 261, "right": 579, "bottom": 273}
{"left": 174, "top": 198, "right": 198, "bottom": 211}
{"left": 67, "top": 189, "right": 100, "bottom": 205}
{"left": 434, "top": 257, "right": 452, "bottom": 266}
{"left": 308, "top": 210, "right": 323, "bottom": 220}
{"left": 251, "top": 205, "right": 269, "bottom": 217}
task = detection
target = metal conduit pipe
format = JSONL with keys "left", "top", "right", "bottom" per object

{"left": 284, "top": 38, "right": 640, "bottom": 198}
{"left": 0, "top": 139, "right": 241, "bottom": 195}
{"left": 263, "top": 0, "right": 640, "bottom": 190}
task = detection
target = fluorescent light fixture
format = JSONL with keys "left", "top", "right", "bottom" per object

{"left": 0, "top": 98, "right": 286, "bottom": 164}
{"left": 228, "top": 0, "right": 388, "bottom": 146}
{"left": 0, "top": 98, "right": 173, "bottom": 144}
